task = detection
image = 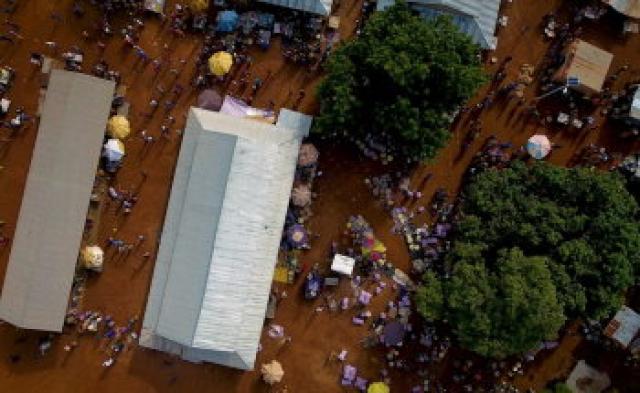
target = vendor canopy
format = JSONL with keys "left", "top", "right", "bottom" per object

{"left": 601, "top": 0, "right": 640, "bottom": 19}
{"left": 258, "top": 0, "right": 333, "bottom": 16}
{"left": 0, "top": 70, "right": 115, "bottom": 331}
{"left": 554, "top": 39, "right": 613, "bottom": 95}
{"left": 141, "top": 108, "right": 312, "bottom": 370}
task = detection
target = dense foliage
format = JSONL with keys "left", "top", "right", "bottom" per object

{"left": 417, "top": 162, "right": 640, "bottom": 358}
{"left": 314, "top": 3, "right": 486, "bottom": 161}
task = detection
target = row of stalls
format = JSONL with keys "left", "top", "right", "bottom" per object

{"left": 179, "top": 0, "right": 341, "bottom": 69}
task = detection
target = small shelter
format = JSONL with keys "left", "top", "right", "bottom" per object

{"left": 331, "top": 254, "right": 355, "bottom": 276}
{"left": 566, "top": 360, "right": 611, "bottom": 393}
{"left": 601, "top": 0, "right": 640, "bottom": 19}
{"left": 553, "top": 40, "right": 613, "bottom": 96}
{"left": 257, "top": 0, "right": 333, "bottom": 16}
{"left": 603, "top": 305, "right": 640, "bottom": 348}
{"left": 81, "top": 246, "right": 104, "bottom": 272}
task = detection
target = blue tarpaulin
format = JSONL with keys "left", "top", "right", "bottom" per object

{"left": 216, "top": 10, "right": 239, "bottom": 33}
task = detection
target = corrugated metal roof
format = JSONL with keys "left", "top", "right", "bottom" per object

{"left": 258, "top": 0, "right": 332, "bottom": 16}
{"left": 554, "top": 40, "right": 613, "bottom": 95}
{"left": 141, "top": 108, "right": 311, "bottom": 370}
{"left": 0, "top": 70, "right": 115, "bottom": 332}
{"left": 603, "top": 0, "right": 640, "bottom": 19}
{"left": 604, "top": 306, "right": 640, "bottom": 348}
{"left": 378, "top": 0, "right": 501, "bottom": 49}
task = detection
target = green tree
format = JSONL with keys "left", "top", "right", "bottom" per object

{"left": 417, "top": 162, "right": 640, "bottom": 358}
{"left": 416, "top": 271, "right": 445, "bottom": 322}
{"left": 315, "top": 3, "right": 486, "bottom": 161}
{"left": 445, "top": 249, "right": 565, "bottom": 358}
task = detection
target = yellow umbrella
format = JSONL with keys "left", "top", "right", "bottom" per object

{"left": 208, "top": 51, "right": 233, "bottom": 77}
{"left": 107, "top": 115, "right": 131, "bottom": 140}
{"left": 368, "top": 382, "right": 390, "bottom": 393}
{"left": 187, "top": 0, "right": 209, "bottom": 12}
{"left": 373, "top": 240, "right": 386, "bottom": 254}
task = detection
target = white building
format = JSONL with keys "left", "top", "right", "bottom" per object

{"left": 140, "top": 108, "right": 312, "bottom": 370}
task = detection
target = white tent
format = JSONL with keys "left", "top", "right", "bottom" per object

{"left": 331, "top": 254, "right": 355, "bottom": 276}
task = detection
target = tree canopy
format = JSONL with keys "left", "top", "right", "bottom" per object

{"left": 417, "top": 162, "right": 640, "bottom": 358}
{"left": 314, "top": 3, "right": 486, "bottom": 161}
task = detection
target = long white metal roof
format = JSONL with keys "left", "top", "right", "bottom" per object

{"left": 0, "top": 70, "right": 115, "bottom": 331}
{"left": 141, "top": 108, "right": 311, "bottom": 370}
{"left": 258, "top": 0, "right": 333, "bottom": 16}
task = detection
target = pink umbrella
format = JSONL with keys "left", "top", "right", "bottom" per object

{"left": 526, "top": 134, "right": 551, "bottom": 159}
{"left": 291, "top": 184, "right": 312, "bottom": 207}
{"left": 298, "top": 143, "right": 319, "bottom": 167}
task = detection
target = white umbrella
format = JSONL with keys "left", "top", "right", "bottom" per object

{"left": 103, "top": 139, "right": 125, "bottom": 162}
{"left": 261, "top": 360, "right": 284, "bottom": 385}
{"left": 526, "top": 135, "right": 551, "bottom": 159}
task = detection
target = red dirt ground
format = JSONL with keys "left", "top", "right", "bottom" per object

{"left": 0, "top": 0, "right": 639, "bottom": 392}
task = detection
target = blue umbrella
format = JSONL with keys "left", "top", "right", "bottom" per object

{"left": 217, "top": 10, "right": 239, "bottom": 33}
{"left": 383, "top": 321, "right": 405, "bottom": 346}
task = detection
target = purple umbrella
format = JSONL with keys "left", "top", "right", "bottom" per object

{"left": 343, "top": 364, "right": 357, "bottom": 382}
{"left": 358, "top": 290, "right": 372, "bottom": 305}
{"left": 287, "top": 224, "right": 308, "bottom": 248}
{"left": 197, "top": 89, "right": 223, "bottom": 112}
{"left": 383, "top": 320, "right": 405, "bottom": 346}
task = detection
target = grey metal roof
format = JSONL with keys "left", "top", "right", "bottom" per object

{"left": 141, "top": 108, "right": 311, "bottom": 370}
{"left": 258, "top": 0, "right": 333, "bottom": 16}
{"left": 378, "top": 0, "right": 501, "bottom": 49}
{"left": 605, "top": 306, "right": 640, "bottom": 348}
{"left": 0, "top": 70, "right": 115, "bottom": 332}
{"left": 602, "top": 0, "right": 640, "bottom": 18}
